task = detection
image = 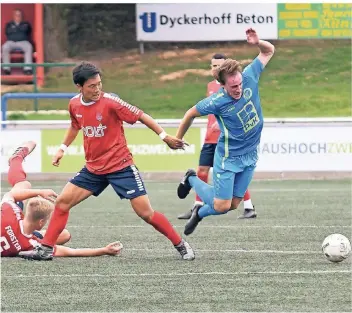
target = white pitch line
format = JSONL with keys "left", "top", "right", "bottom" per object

{"left": 67, "top": 225, "right": 352, "bottom": 229}
{"left": 11, "top": 186, "right": 350, "bottom": 193}
{"left": 128, "top": 248, "right": 319, "bottom": 255}
{"left": 3, "top": 270, "right": 350, "bottom": 279}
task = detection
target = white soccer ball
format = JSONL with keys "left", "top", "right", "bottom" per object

{"left": 322, "top": 234, "right": 351, "bottom": 263}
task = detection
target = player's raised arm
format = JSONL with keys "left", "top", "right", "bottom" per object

{"left": 176, "top": 106, "right": 201, "bottom": 140}
{"left": 246, "top": 28, "right": 275, "bottom": 67}
{"left": 54, "top": 241, "right": 123, "bottom": 257}
{"left": 3, "top": 188, "right": 57, "bottom": 203}
{"left": 177, "top": 92, "right": 218, "bottom": 140}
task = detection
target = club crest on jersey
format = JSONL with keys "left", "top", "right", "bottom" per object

{"left": 243, "top": 88, "right": 252, "bottom": 100}
{"left": 96, "top": 113, "right": 102, "bottom": 121}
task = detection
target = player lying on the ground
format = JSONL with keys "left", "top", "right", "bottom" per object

{"left": 176, "top": 28, "right": 275, "bottom": 235}
{"left": 177, "top": 53, "right": 256, "bottom": 220}
{"left": 1, "top": 141, "right": 123, "bottom": 257}
{"left": 19, "top": 61, "right": 194, "bottom": 261}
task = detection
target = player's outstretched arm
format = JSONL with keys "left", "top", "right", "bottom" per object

{"left": 54, "top": 241, "right": 123, "bottom": 257}
{"left": 3, "top": 189, "right": 57, "bottom": 203}
{"left": 52, "top": 126, "right": 80, "bottom": 167}
{"left": 139, "top": 113, "right": 188, "bottom": 150}
{"left": 176, "top": 106, "right": 201, "bottom": 140}
{"left": 246, "top": 28, "right": 275, "bottom": 67}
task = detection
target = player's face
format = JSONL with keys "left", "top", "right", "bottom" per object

{"left": 224, "top": 72, "right": 243, "bottom": 100}
{"left": 211, "top": 58, "right": 226, "bottom": 77}
{"left": 79, "top": 74, "right": 102, "bottom": 102}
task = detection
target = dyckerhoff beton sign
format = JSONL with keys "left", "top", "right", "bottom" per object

{"left": 137, "top": 4, "right": 278, "bottom": 41}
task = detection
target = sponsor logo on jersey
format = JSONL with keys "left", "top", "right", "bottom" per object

{"left": 237, "top": 101, "right": 260, "bottom": 133}
{"left": 82, "top": 124, "right": 107, "bottom": 138}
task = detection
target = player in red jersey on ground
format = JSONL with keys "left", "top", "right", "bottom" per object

{"left": 1, "top": 141, "right": 123, "bottom": 258}
{"left": 19, "top": 62, "right": 195, "bottom": 261}
{"left": 177, "top": 54, "right": 257, "bottom": 220}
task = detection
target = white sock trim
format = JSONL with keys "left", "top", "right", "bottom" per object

{"left": 243, "top": 199, "right": 253, "bottom": 209}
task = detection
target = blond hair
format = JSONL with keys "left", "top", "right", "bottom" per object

{"left": 25, "top": 197, "right": 54, "bottom": 222}
{"left": 214, "top": 59, "right": 242, "bottom": 85}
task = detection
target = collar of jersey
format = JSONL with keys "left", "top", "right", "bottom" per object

{"left": 19, "top": 220, "right": 33, "bottom": 238}
{"left": 80, "top": 95, "right": 96, "bottom": 106}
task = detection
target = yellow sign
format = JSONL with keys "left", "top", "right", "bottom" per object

{"left": 278, "top": 3, "right": 351, "bottom": 38}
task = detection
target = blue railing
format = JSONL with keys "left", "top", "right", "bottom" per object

{"left": 1, "top": 93, "right": 77, "bottom": 129}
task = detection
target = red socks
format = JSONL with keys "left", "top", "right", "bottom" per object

{"left": 42, "top": 206, "right": 69, "bottom": 247}
{"left": 148, "top": 211, "right": 181, "bottom": 246}
{"left": 244, "top": 190, "right": 251, "bottom": 201}
{"left": 195, "top": 169, "right": 209, "bottom": 202}
{"left": 8, "top": 157, "right": 27, "bottom": 186}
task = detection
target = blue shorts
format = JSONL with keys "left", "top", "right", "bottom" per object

{"left": 70, "top": 165, "right": 147, "bottom": 199}
{"left": 199, "top": 143, "right": 216, "bottom": 167}
{"left": 213, "top": 148, "right": 258, "bottom": 200}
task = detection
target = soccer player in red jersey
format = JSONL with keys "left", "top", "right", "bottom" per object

{"left": 177, "top": 54, "right": 257, "bottom": 220}
{"left": 2, "top": 141, "right": 123, "bottom": 258}
{"left": 19, "top": 62, "right": 195, "bottom": 261}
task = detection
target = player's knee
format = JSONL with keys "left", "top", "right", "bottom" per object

{"left": 130, "top": 195, "right": 154, "bottom": 221}
{"left": 55, "top": 196, "right": 72, "bottom": 211}
{"left": 138, "top": 209, "right": 154, "bottom": 222}
{"left": 213, "top": 200, "right": 231, "bottom": 213}
{"left": 57, "top": 229, "right": 71, "bottom": 245}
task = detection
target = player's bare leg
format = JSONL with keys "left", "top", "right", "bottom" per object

{"left": 19, "top": 183, "right": 93, "bottom": 260}
{"left": 178, "top": 165, "right": 209, "bottom": 220}
{"left": 8, "top": 141, "right": 72, "bottom": 245}
{"left": 8, "top": 141, "right": 37, "bottom": 209}
{"left": 238, "top": 189, "right": 257, "bottom": 219}
{"left": 131, "top": 195, "right": 195, "bottom": 260}
{"left": 8, "top": 140, "right": 36, "bottom": 166}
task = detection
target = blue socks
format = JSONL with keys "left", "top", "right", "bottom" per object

{"left": 188, "top": 176, "right": 227, "bottom": 219}
{"left": 189, "top": 176, "right": 214, "bottom": 205}
{"left": 198, "top": 204, "right": 226, "bottom": 219}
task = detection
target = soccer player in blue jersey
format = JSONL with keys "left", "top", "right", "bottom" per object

{"left": 176, "top": 28, "right": 275, "bottom": 235}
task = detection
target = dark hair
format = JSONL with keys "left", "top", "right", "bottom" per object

{"left": 215, "top": 59, "right": 242, "bottom": 85}
{"left": 212, "top": 53, "right": 227, "bottom": 60}
{"left": 72, "top": 61, "right": 101, "bottom": 86}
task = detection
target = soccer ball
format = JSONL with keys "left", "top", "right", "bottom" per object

{"left": 322, "top": 234, "right": 351, "bottom": 263}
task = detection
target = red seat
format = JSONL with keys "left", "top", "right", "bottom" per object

{"left": 9, "top": 51, "right": 37, "bottom": 61}
{"left": 0, "top": 74, "right": 33, "bottom": 83}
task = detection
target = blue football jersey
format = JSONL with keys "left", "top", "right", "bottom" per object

{"left": 196, "top": 57, "right": 264, "bottom": 157}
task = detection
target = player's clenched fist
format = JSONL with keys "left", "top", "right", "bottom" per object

{"left": 105, "top": 241, "right": 123, "bottom": 255}
{"left": 52, "top": 149, "right": 64, "bottom": 167}
{"left": 163, "top": 135, "right": 189, "bottom": 150}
